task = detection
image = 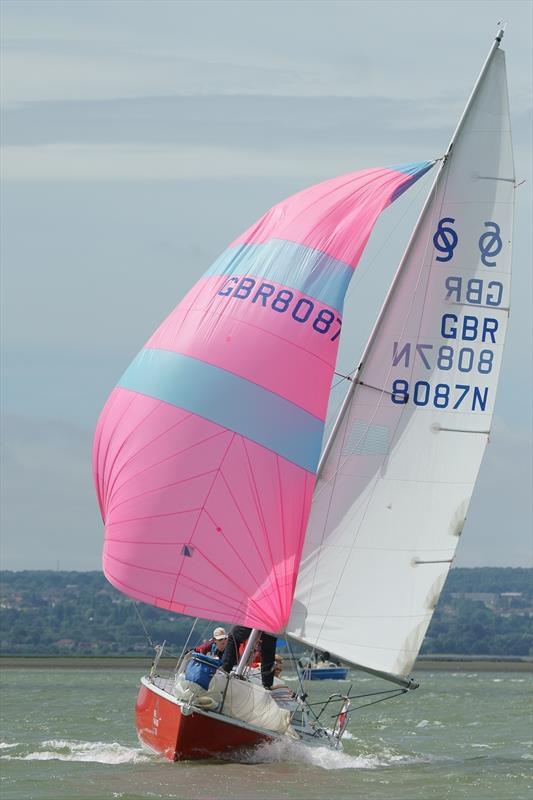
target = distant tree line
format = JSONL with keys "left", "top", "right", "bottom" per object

{"left": 0, "top": 568, "right": 531, "bottom": 658}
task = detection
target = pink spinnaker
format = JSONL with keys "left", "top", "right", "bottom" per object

{"left": 93, "top": 162, "right": 433, "bottom": 632}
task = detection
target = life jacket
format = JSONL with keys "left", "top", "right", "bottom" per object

{"left": 238, "top": 640, "right": 261, "bottom": 667}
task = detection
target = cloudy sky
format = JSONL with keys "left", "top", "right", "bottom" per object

{"left": 1, "top": 0, "right": 532, "bottom": 571}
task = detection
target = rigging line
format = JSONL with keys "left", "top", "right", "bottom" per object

{"left": 134, "top": 601, "right": 155, "bottom": 650}
{"left": 333, "top": 690, "right": 407, "bottom": 716}
{"left": 285, "top": 639, "right": 328, "bottom": 729}
{"left": 285, "top": 637, "right": 307, "bottom": 699}
{"left": 307, "top": 687, "right": 407, "bottom": 708}
{"left": 176, "top": 617, "right": 200, "bottom": 667}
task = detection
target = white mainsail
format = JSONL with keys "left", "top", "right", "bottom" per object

{"left": 287, "top": 34, "right": 515, "bottom": 684}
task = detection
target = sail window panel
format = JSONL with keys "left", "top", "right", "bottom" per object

{"left": 324, "top": 396, "right": 489, "bottom": 490}
{"left": 341, "top": 420, "right": 390, "bottom": 457}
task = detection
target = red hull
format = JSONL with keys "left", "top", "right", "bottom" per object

{"left": 135, "top": 679, "right": 273, "bottom": 761}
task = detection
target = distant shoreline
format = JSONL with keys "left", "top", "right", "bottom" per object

{"left": 0, "top": 656, "right": 531, "bottom": 672}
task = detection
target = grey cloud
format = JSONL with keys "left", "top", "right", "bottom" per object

{"left": 3, "top": 94, "right": 453, "bottom": 150}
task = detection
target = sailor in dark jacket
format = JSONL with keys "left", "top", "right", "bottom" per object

{"left": 221, "top": 626, "right": 277, "bottom": 689}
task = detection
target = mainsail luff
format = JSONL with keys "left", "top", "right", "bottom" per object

{"left": 317, "top": 27, "right": 507, "bottom": 482}
{"left": 287, "top": 31, "right": 515, "bottom": 681}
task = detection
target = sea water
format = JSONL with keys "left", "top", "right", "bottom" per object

{"left": 0, "top": 667, "right": 531, "bottom": 800}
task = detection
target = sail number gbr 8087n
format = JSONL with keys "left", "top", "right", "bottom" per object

{"left": 389, "top": 216, "right": 507, "bottom": 413}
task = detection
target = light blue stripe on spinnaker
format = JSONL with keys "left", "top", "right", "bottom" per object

{"left": 388, "top": 161, "right": 435, "bottom": 177}
{"left": 202, "top": 239, "right": 353, "bottom": 313}
{"left": 388, "top": 161, "right": 435, "bottom": 202}
{"left": 118, "top": 348, "right": 323, "bottom": 474}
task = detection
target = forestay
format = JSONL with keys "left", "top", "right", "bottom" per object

{"left": 93, "top": 162, "right": 432, "bottom": 632}
{"left": 287, "top": 43, "right": 515, "bottom": 682}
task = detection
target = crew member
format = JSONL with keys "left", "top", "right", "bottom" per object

{"left": 221, "top": 626, "right": 277, "bottom": 689}
{"left": 194, "top": 627, "right": 228, "bottom": 659}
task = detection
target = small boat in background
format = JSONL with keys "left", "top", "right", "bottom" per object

{"left": 298, "top": 652, "right": 348, "bottom": 680}
{"left": 300, "top": 665, "right": 348, "bottom": 681}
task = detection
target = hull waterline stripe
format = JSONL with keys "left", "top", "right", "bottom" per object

{"left": 118, "top": 348, "right": 322, "bottom": 473}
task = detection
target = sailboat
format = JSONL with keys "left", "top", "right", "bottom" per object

{"left": 93, "top": 27, "right": 515, "bottom": 760}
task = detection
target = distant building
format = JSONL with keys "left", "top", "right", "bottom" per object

{"left": 450, "top": 592, "right": 498, "bottom": 606}
{"left": 54, "top": 639, "right": 75, "bottom": 649}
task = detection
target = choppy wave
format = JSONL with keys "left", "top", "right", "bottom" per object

{"left": 232, "top": 737, "right": 431, "bottom": 770}
{"left": 0, "top": 739, "right": 152, "bottom": 764}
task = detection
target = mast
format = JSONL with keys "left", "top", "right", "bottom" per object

{"left": 317, "top": 26, "right": 506, "bottom": 478}
{"left": 235, "top": 629, "right": 261, "bottom": 677}
{"left": 288, "top": 24, "right": 514, "bottom": 685}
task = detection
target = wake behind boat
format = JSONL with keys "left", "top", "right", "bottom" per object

{"left": 93, "top": 27, "right": 516, "bottom": 761}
